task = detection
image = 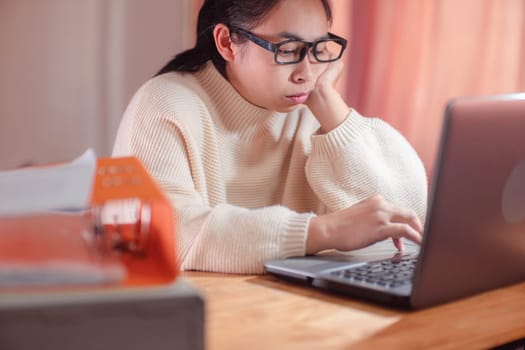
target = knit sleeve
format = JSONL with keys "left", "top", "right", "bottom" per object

{"left": 113, "top": 76, "right": 312, "bottom": 274}
{"left": 305, "top": 109, "right": 428, "bottom": 223}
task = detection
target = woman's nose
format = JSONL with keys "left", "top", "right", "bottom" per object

{"left": 291, "top": 56, "right": 315, "bottom": 84}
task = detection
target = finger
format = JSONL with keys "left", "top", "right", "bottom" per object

{"left": 389, "top": 207, "right": 424, "bottom": 233}
{"left": 326, "top": 60, "right": 344, "bottom": 82}
{"left": 392, "top": 237, "right": 404, "bottom": 251}
{"left": 384, "top": 223, "right": 423, "bottom": 245}
{"left": 317, "top": 60, "right": 343, "bottom": 87}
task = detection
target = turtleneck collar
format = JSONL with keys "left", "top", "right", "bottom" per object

{"left": 194, "top": 61, "right": 282, "bottom": 141}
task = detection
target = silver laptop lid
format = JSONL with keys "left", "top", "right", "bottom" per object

{"left": 411, "top": 93, "right": 525, "bottom": 308}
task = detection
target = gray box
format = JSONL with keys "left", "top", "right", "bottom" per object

{"left": 0, "top": 279, "right": 204, "bottom": 350}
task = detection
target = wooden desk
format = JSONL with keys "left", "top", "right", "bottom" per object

{"left": 182, "top": 272, "right": 525, "bottom": 350}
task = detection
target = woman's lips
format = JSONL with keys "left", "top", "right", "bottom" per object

{"left": 286, "top": 92, "right": 310, "bottom": 104}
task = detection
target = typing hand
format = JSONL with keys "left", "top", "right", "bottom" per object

{"left": 306, "top": 195, "right": 424, "bottom": 255}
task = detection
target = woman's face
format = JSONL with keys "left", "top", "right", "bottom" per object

{"left": 226, "top": 0, "right": 331, "bottom": 113}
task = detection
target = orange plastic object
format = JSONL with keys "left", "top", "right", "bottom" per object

{"left": 91, "top": 157, "right": 178, "bottom": 286}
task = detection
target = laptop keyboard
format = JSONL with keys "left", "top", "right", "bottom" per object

{"left": 328, "top": 257, "right": 417, "bottom": 288}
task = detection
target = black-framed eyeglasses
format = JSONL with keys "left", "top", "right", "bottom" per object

{"left": 230, "top": 26, "right": 347, "bottom": 65}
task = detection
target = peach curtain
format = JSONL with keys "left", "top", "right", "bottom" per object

{"left": 333, "top": 0, "right": 525, "bottom": 175}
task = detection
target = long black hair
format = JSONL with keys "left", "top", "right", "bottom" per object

{"left": 156, "top": 0, "right": 333, "bottom": 77}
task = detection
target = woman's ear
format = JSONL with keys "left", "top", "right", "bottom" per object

{"left": 213, "top": 23, "right": 235, "bottom": 62}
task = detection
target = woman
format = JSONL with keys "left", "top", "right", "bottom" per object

{"left": 113, "top": 0, "right": 428, "bottom": 274}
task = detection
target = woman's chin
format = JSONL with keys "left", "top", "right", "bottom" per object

{"left": 275, "top": 103, "right": 302, "bottom": 113}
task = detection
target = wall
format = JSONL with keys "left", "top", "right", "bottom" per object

{"left": 0, "top": 0, "right": 196, "bottom": 169}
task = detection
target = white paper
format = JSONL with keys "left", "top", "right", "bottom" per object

{"left": 0, "top": 149, "right": 97, "bottom": 215}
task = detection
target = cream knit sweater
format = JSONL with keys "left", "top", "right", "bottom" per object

{"left": 113, "top": 62, "right": 428, "bottom": 274}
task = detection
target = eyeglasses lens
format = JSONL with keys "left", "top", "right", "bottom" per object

{"left": 276, "top": 40, "right": 343, "bottom": 64}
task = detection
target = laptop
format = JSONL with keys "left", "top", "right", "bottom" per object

{"left": 265, "top": 93, "right": 525, "bottom": 309}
